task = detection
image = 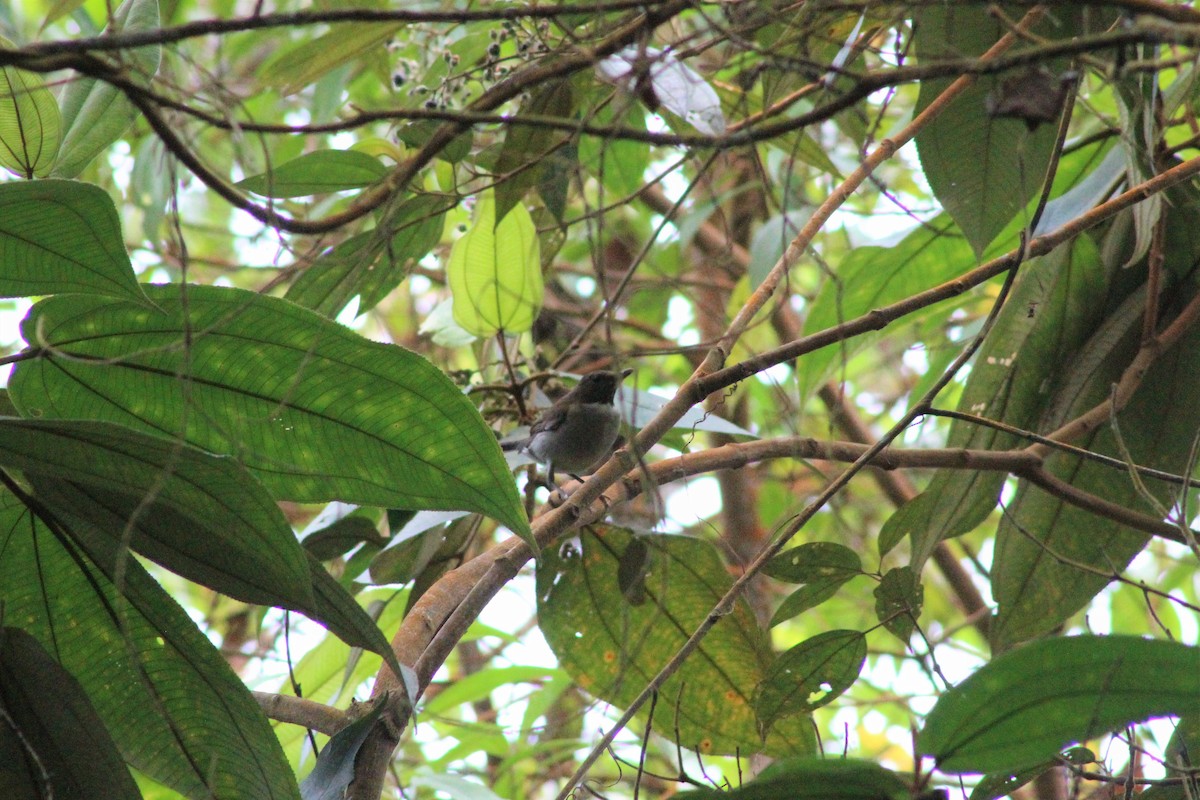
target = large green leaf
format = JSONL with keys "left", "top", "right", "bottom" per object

{"left": 0, "top": 626, "right": 141, "bottom": 800}
{"left": 0, "top": 179, "right": 149, "bottom": 304}
{"left": 0, "top": 418, "right": 313, "bottom": 611}
{"left": 0, "top": 38, "right": 60, "bottom": 179}
{"left": 991, "top": 283, "right": 1200, "bottom": 646}
{"left": 677, "top": 757, "right": 909, "bottom": 800}
{"left": 899, "top": 236, "right": 1107, "bottom": 567}
{"left": 537, "top": 526, "right": 816, "bottom": 757}
{"left": 797, "top": 216, "right": 974, "bottom": 399}
{"left": 912, "top": 6, "right": 1093, "bottom": 254}
{"left": 237, "top": 150, "right": 388, "bottom": 198}
{"left": 0, "top": 490, "right": 300, "bottom": 800}
{"left": 8, "top": 285, "right": 528, "bottom": 537}
{"left": 920, "top": 636, "right": 1200, "bottom": 774}
{"left": 448, "top": 191, "right": 543, "bottom": 337}
{"left": 53, "top": 0, "right": 160, "bottom": 179}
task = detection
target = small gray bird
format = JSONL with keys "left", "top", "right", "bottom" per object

{"left": 504, "top": 369, "right": 631, "bottom": 485}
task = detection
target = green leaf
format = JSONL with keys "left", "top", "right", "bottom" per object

{"left": 53, "top": 0, "right": 161, "bottom": 179}
{"left": 421, "top": 665, "right": 563, "bottom": 716}
{"left": 903, "top": 235, "right": 1107, "bottom": 567}
{"left": 298, "top": 698, "right": 386, "bottom": 800}
{"left": 495, "top": 79, "right": 575, "bottom": 220}
{"left": 874, "top": 566, "right": 923, "bottom": 644}
{"left": 262, "top": 22, "right": 400, "bottom": 96}
{"left": 237, "top": 150, "right": 389, "bottom": 198}
{"left": 304, "top": 552, "right": 399, "bottom": 665}
{"left": 676, "top": 757, "right": 909, "bottom": 800}
{"left": 8, "top": 285, "right": 529, "bottom": 538}
{"left": 763, "top": 542, "right": 862, "bottom": 583}
{"left": 302, "top": 515, "right": 387, "bottom": 560}
{"left": 912, "top": 7, "right": 1090, "bottom": 254}
{"left": 0, "top": 179, "right": 150, "bottom": 304}
{"left": 0, "top": 418, "right": 314, "bottom": 611}
{"left": 991, "top": 279, "right": 1200, "bottom": 646}
{"left": 0, "top": 39, "right": 60, "bottom": 179}
{"left": 286, "top": 194, "right": 449, "bottom": 317}
{"left": 579, "top": 101, "right": 649, "bottom": 200}
{"left": 537, "top": 526, "right": 816, "bottom": 757}
{"left": 0, "top": 626, "right": 141, "bottom": 800}
{"left": 968, "top": 762, "right": 1057, "bottom": 800}
{"left": 448, "top": 190, "right": 543, "bottom": 336}
{"left": 797, "top": 216, "right": 974, "bottom": 399}
{"left": 0, "top": 490, "right": 300, "bottom": 800}
{"left": 919, "top": 635, "right": 1200, "bottom": 774}
{"left": 769, "top": 578, "right": 853, "bottom": 627}
{"left": 754, "top": 630, "right": 866, "bottom": 731}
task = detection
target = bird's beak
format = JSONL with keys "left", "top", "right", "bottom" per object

{"left": 620, "top": 368, "right": 634, "bottom": 379}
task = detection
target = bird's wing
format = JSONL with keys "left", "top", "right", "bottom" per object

{"left": 529, "top": 405, "right": 569, "bottom": 435}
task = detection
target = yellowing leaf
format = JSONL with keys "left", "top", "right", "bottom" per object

{"left": 448, "top": 191, "right": 543, "bottom": 336}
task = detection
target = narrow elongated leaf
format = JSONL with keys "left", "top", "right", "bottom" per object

{"left": 677, "top": 757, "right": 909, "bottom": 800}
{"left": 919, "top": 636, "right": 1200, "bottom": 773}
{"left": 299, "top": 699, "right": 386, "bottom": 800}
{"left": 992, "top": 282, "right": 1200, "bottom": 646}
{"left": 448, "top": 191, "right": 543, "bottom": 336}
{"left": 494, "top": 80, "right": 574, "bottom": 220}
{"left": 902, "top": 237, "right": 1107, "bottom": 568}
{"left": 754, "top": 630, "right": 866, "bottom": 731}
{"left": 0, "top": 490, "right": 300, "bottom": 800}
{"left": 0, "top": 627, "right": 140, "bottom": 800}
{"left": 769, "top": 577, "right": 854, "bottom": 627}
{"left": 763, "top": 542, "right": 862, "bottom": 583}
{"left": 286, "top": 194, "right": 448, "bottom": 317}
{"left": 304, "top": 552, "right": 399, "bottom": 665}
{"left": 54, "top": 0, "right": 160, "bottom": 179}
{"left": 262, "top": 22, "right": 400, "bottom": 96}
{"left": 238, "top": 150, "right": 388, "bottom": 198}
{"left": 874, "top": 566, "right": 923, "bottom": 643}
{"left": 0, "top": 418, "right": 314, "bottom": 611}
{"left": 8, "top": 285, "right": 528, "bottom": 537}
{"left": 0, "top": 38, "right": 60, "bottom": 178}
{"left": 537, "top": 526, "right": 815, "bottom": 757}
{"left": 0, "top": 179, "right": 149, "bottom": 304}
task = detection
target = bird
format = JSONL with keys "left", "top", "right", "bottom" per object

{"left": 503, "top": 369, "right": 632, "bottom": 485}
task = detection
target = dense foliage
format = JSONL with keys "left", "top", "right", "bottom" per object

{"left": 2, "top": 1, "right": 1200, "bottom": 799}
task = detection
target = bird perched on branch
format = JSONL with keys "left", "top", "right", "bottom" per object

{"left": 503, "top": 369, "right": 632, "bottom": 485}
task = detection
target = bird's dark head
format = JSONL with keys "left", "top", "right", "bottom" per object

{"left": 572, "top": 368, "right": 632, "bottom": 404}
